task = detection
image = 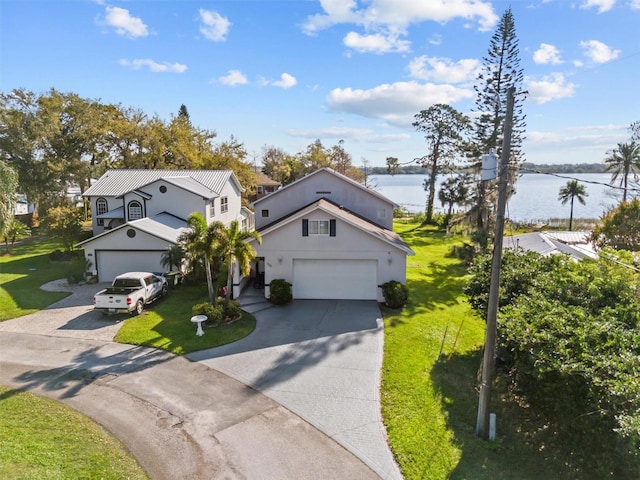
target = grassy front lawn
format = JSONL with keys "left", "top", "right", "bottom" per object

{"left": 0, "top": 237, "right": 76, "bottom": 321}
{"left": 382, "top": 222, "right": 576, "bottom": 479}
{"left": 114, "top": 284, "right": 256, "bottom": 355}
{"left": 0, "top": 386, "right": 148, "bottom": 480}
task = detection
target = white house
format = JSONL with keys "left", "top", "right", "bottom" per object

{"left": 78, "top": 169, "right": 250, "bottom": 285}
{"left": 250, "top": 168, "right": 414, "bottom": 302}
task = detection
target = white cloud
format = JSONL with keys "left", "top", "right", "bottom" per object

{"left": 343, "top": 31, "right": 411, "bottom": 54}
{"left": 199, "top": 9, "right": 231, "bottom": 42}
{"left": 101, "top": 6, "right": 148, "bottom": 38}
{"left": 408, "top": 56, "right": 480, "bottom": 83}
{"left": 631, "top": 0, "right": 640, "bottom": 9}
{"left": 580, "top": 0, "right": 616, "bottom": 13}
{"left": 429, "top": 34, "right": 442, "bottom": 46}
{"left": 218, "top": 70, "right": 248, "bottom": 86}
{"left": 526, "top": 73, "right": 576, "bottom": 104}
{"left": 579, "top": 39, "right": 621, "bottom": 63}
{"left": 326, "top": 81, "right": 473, "bottom": 125}
{"left": 286, "top": 126, "right": 410, "bottom": 143}
{"left": 533, "top": 43, "right": 563, "bottom": 65}
{"left": 267, "top": 72, "right": 298, "bottom": 89}
{"left": 303, "top": 0, "right": 498, "bottom": 35}
{"left": 119, "top": 59, "right": 187, "bottom": 73}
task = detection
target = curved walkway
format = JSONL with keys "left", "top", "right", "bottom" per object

{"left": 0, "top": 280, "right": 401, "bottom": 479}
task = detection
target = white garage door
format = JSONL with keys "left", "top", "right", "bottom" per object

{"left": 96, "top": 251, "right": 165, "bottom": 283}
{"left": 292, "top": 259, "right": 378, "bottom": 300}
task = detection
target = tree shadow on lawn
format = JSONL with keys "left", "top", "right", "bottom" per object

{"left": 0, "top": 254, "right": 73, "bottom": 315}
{"left": 385, "top": 260, "right": 469, "bottom": 330}
{"left": 429, "top": 350, "right": 638, "bottom": 480}
{"left": 186, "top": 299, "right": 382, "bottom": 392}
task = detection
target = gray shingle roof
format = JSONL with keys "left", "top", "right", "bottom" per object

{"left": 84, "top": 169, "right": 241, "bottom": 197}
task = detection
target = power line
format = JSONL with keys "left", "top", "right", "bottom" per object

{"left": 518, "top": 168, "right": 640, "bottom": 194}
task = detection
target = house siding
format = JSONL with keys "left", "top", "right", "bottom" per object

{"left": 254, "top": 170, "right": 394, "bottom": 231}
{"left": 255, "top": 213, "right": 407, "bottom": 302}
{"left": 141, "top": 180, "right": 208, "bottom": 221}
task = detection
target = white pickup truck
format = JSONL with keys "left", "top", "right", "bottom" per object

{"left": 93, "top": 272, "right": 168, "bottom": 315}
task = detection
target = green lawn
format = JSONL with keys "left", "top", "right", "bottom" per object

{"left": 114, "top": 284, "right": 256, "bottom": 355}
{"left": 381, "top": 222, "right": 578, "bottom": 480}
{"left": 0, "top": 237, "right": 74, "bottom": 321}
{"left": 0, "top": 386, "right": 148, "bottom": 480}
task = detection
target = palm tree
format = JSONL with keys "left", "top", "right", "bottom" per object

{"left": 178, "top": 213, "right": 223, "bottom": 305}
{"left": 213, "top": 220, "right": 262, "bottom": 307}
{"left": 558, "top": 180, "right": 588, "bottom": 231}
{"left": 161, "top": 245, "right": 185, "bottom": 273}
{"left": 604, "top": 141, "right": 640, "bottom": 203}
{"left": 438, "top": 174, "right": 470, "bottom": 217}
{"left": 3, "top": 218, "right": 30, "bottom": 254}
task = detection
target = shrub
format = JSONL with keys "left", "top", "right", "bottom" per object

{"left": 382, "top": 280, "right": 409, "bottom": 309}
{"left": 191, "top": 302, "right": 224, "bottom": 325}
{"left": 269, "top": 279, "right": 292, "bottom": 305}
{"left": 224, "top": 300, "right": 242, "bottom": 320}
{"left": 449, "top": 242, "right": 476, "bottom": 266}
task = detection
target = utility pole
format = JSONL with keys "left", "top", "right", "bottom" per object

{"left": 475, "top": 86, "right": 515, "bottom": 439}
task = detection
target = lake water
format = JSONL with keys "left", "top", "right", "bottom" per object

{"left": 371, "top": 173, "right": 621, "bottom": 222}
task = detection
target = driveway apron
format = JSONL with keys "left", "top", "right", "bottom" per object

{"left": 187, "top": 299, "right": 403, "bottom": 480}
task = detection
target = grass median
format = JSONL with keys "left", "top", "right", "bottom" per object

{"left": 0, "top": 386, "right": 148, "bottom": 480}
{"left": 113, "top": 283, "right": 256, "bottom": 355}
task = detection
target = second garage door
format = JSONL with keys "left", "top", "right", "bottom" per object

{"left": 292, "top": 259, "right": 378, "bottom": 300}
{"left": 96, "top": 250, "right": 165, "bottom": 283}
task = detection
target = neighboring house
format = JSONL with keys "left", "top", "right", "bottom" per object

{"left": 250, "top": 168, "right": 414, "bottom": 302}
{"left": 248, "top": 172, "right": 281, "bottom": 202}
{"left": 503, "top": 231, "right": 597, "bottom": 261}
{"left": 78, "top": 169, "right": 250, "bottom": 286}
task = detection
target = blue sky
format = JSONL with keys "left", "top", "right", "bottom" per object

{"left": 1, "top": 0, "right": 638, "bottom": 167}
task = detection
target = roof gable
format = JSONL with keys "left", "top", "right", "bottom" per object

{"left": 256, "top": 198, "right": 413, "bottom": 255}
{"left": 77, "top": 212, "right": 188, "bottom": 247}
{"left": 252, "top": 168, "right": 395, "bottom": 207}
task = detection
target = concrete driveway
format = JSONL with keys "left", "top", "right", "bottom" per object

{"left": 188, "top": 293, "right": 403, "bottom": 480}
{"left": 0, "top": 280, "right": 402, "bottom": 479}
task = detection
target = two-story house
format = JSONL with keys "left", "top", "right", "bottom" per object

{"left": 250, "top": 168, "right": 414, "bottom": 302}
{"left": 78, "top": 169, "right": 249, "bottom": 284}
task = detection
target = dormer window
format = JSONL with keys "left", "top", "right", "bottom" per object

{"left": 128, "top": 200, "right": 142, "bottom": 220}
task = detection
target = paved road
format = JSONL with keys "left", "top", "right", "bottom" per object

{"left": 0, "top": 280, "right": 401, "bottom": 479}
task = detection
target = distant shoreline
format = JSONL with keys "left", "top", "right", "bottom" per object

{"left": 368, "top": 162, "right": 607, "bottom": 176}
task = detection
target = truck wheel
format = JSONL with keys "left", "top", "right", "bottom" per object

{"left": 133, "top": 299, "right": 144, "bottom": 316}
{"left": 161, "top": 284, "right": 168, "bottom": 297}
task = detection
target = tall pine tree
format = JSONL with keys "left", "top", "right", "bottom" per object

{"left": 469, "top": 7, "right": 526, "bottom": 232}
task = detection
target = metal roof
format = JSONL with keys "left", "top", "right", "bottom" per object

{"left": 504, "top": 231, "right": 597, "bottom": 260}
{"left": 84, "top": 169, "right": 240, "bottom": 197}
{"left": 77, "top": 212, "right": 188, "bottom": 247}
{"left": 129, "top": 214, "right": 189, "bottom": 243}
{"left": 96, "top": 206, "right": 124, "bottom": 219}
{"left": 159, "top": 176, "right": 217, "bottom": 199}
